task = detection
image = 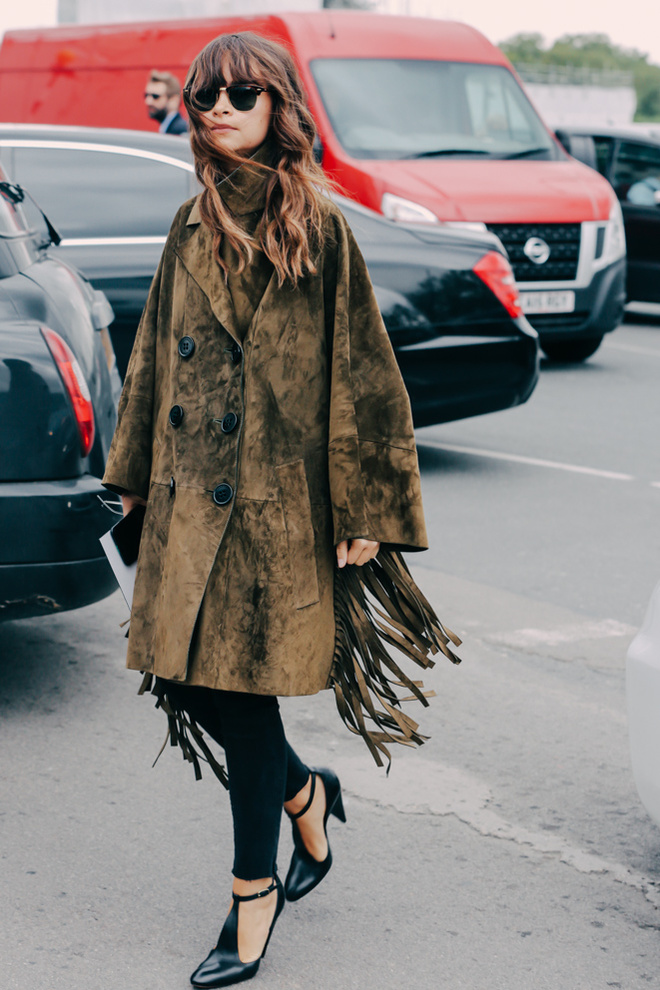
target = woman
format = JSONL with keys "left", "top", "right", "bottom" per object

{"left": 103, "top": 31, "right": 459, "bottom": 989}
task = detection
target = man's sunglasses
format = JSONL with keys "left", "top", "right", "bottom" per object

{"left": 183, "top": 84, "right": 269, "bottom": 113}
{"left": 144, "top": 91, "right": 167, "bottom": 100}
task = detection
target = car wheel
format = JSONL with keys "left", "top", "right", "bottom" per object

{"left": 541, "top": 335, "right": 604, "bottom": 363}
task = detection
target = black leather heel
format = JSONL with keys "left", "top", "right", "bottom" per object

{"left": 190, "top": 875, "right": 285, "bottom": 988}
{"left": 284, "top": 767, "right": 346, "bottom": 902}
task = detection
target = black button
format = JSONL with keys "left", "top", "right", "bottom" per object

{"left": 231, "top": 343, "right": 242, "bottom": 364}
{"left": 169, "top": 404, "right": 184, "bottom": 427}
{"left": 221, "top": 412, "right": 238, "bottom": 434}
{"left": 178, "top": 335, "right": 195, "bottom": 359}
{"left": 169, "top": 476, "right": 176, "bottom": 498}
{"left": 212, "top": 483, "right": 234, "bottom": 506}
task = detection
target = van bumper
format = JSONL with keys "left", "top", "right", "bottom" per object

{"left": 523, "top": 258, "right": 627, "bottom": 342}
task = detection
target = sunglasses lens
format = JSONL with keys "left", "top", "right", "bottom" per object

{"left": 228, "top": 86, "right": 259, "bottom": 111}
{"left": 188, "top": 86, "right": 217, "bottom": 111}
{"left": 193, "top": 86, "right": 218, "bottom": 110}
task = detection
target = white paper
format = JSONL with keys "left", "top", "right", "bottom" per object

{"left": 100, "top": 529, "right": 136, "bottom": 609}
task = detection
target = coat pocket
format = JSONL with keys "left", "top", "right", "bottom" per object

{"left": 276, "top": 459, "right": 320, "bottom": 610}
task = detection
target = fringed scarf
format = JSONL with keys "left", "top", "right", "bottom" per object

{"left": 139, "top": 548, "right": 461, "bottom": 786}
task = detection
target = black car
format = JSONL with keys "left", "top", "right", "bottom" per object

{"left": 0, "top": 124, "right": 538, "bottom": 425}
{"left": 556, "top": 124, "right": 660, "bottom": 304}
{"left": 0, "top": 171, "right": 121, "bottom": 622}
{"left": 0, "top": 124, "right": 197, "bottom": 377}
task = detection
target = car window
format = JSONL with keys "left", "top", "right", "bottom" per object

{"left": 612, "top": 141, "right": 660, "bottom": 206}
{"left": 310, "top": 59, "right": 557, "bottom": 160}
{"left": 592, "top": 137, "right": 615, "bottom": 177}
{"left": 11, "top": 146, "right": 192, "bottom": 238}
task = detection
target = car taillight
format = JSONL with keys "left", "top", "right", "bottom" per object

{"left": 41, "top": 327, "right": 95, "bottom": 457}
{"left": 473, "top": 251, "right": 523, "bottom": 319}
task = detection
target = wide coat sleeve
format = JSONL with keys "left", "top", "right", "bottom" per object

{"left": 325, "top": 210, "right": 428, "bottom": 552}
{"left": 101, "top": 247, "right": 164, "bottom": 500}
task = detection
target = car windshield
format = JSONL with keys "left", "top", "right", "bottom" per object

{"left": 310, "top": 59, "right": 558, "bottom": 161}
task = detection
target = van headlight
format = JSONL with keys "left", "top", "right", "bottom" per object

{"left": 381, "top": 193, "right": 439, "bottom": 224}
{"left": 602, "top": 198, "right": 626, "bottom": 264}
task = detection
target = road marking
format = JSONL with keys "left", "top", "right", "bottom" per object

{"left": 330, "top": 755, "right": 660, "bottom": 909}
{"left": 420, "top": 439, "right": 635, "bottom": 481}
{"left": 487, "top": 619, "right": 637, "bottom": 650}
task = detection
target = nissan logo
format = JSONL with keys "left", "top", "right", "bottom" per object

{"left": 523, "top": 237, "right": 551, "bottom": 265}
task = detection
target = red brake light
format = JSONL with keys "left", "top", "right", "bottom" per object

{"left": 473, "top": 251, "right": 523, "bottom": 319}
{"left": 41, "top": 327, "right": 95, "bottom": 457}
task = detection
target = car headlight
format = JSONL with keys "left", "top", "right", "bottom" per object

{"left": 381, "top": 193, "right": 439, "bottom": 224}
{"left": 442, "top": 221, "right": 488, "bottom": 232}
{"left": 601, "top": 198, "right": 626, "bottom": 265}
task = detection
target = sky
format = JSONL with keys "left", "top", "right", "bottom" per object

{"left": 2, "top": 0, "right": 660, "bottom": 66}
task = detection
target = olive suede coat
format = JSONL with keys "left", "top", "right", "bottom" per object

{"left": 102, "top": 165, "right": 429, "bottom": 697}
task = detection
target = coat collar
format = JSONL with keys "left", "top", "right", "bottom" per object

{"left": 177, "top": 140, "right": 276, "bottom": 342}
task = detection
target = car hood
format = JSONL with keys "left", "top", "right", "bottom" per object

{"left": 359, "top": 158, "right": 614, "bottom": 223}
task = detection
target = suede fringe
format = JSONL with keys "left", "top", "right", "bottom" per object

{"left": 330, "top": 549, "right": 461, "bottom": 771}
{"left": 137, "top": 549, "right": 460, "bottom": 783}
{"left": 138, "top": 672, "right": 230, "bottom": 788}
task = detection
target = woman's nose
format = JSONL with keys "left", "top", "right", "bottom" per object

{"left": 212, "top": 90, "right": 232, "bottom": 114}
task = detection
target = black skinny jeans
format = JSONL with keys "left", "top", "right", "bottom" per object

{"left": 162, "top": 680, "right": 310, "bottom": 881}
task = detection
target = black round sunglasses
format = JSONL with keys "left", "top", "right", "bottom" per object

{"left": 183, "top": 84, "right": 269, "bottom": 113}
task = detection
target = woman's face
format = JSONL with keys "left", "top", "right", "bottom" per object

{"left": 200, "top": 65, "right": 273, "bottom": 156}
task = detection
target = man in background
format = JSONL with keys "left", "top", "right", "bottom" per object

{"left": 144, "top": 71, "right": 188, "bottom": 135}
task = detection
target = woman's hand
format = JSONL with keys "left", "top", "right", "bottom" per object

{"left": 336, "top": 538, "right": 380, "bottom": 569}
{"left": 121, "top": 493, "right": 147, "bottom": 517}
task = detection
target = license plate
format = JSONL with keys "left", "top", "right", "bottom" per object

{"left": 519, "top": 290, "right": 575, "bottom": 315}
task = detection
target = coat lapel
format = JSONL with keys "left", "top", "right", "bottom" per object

{"left": 175, "top": 201, "right": 240, "bottom": 342}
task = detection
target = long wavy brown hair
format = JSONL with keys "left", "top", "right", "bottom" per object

{"left": 183, "top": 32, "right": 333, "bottom": 286}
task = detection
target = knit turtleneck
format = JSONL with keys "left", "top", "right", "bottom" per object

{"left": 216, "top": 138, "right": 275, "bottom": 219}
{"left": 216, "top": 139, "right": 276, "bottom": 340}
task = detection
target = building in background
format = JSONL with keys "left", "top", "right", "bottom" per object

{"left": 515, "top": 64, "right": 636, "bottom": 128}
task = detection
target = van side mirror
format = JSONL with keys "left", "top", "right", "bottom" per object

{"left": 555, "top": 131, "right": 598, "bottom": 172}
{"left": 312, "top": 134, "right": 324, "bottom": 165}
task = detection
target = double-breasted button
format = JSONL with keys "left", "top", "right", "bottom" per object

{"left": 169, "top": 404, "right": 184, "bottom": 428}
{"left": 178, "top": 335, "right": 195, "bottom": 359}
{"left": 221, "top": 412, "right": 238, "bottom": 434}
{"left": 212, "top": 483, "right": 234, "bottom": 506}
{"left": 231, "top": 343, "right": 242, "bottom": 364}
{"left": 169, "top": 476, "right": 176, "bottom": 498}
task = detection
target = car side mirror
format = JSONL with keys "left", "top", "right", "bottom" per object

{"left": 91, "top": 290, "right": 115, "bottom": 331}
{"left": 555, "top": 131, "right": 598, "bottom": 172}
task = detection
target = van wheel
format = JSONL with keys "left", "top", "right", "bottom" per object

{"left": 541, "top": 336, "right": 604, "bottom": 362}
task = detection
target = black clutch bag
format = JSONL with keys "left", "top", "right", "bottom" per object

{"left": 109, "top": 503, "right": 146, "bottom": 565}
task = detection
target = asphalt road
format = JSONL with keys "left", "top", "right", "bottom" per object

{"left": 2, "top": 318, "right": 660, "bottom": 990}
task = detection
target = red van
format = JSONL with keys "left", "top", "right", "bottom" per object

{"left": 0, "top": 11, "right": 626, "bottom": 361}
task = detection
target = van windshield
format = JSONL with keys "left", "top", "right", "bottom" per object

{"left": 310, "top": 59, "right": 559, "bottom": 161}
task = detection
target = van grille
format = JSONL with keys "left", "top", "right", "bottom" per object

{"left": 487, "top": 224, "right": 581, "bottom": 283}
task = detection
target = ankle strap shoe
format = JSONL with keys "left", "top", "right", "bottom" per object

{"left": 284, "top": 767, "right": 346, "bottom": 902}
{"left": 190, "top": 874, "right": 285, "bottom": 988}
